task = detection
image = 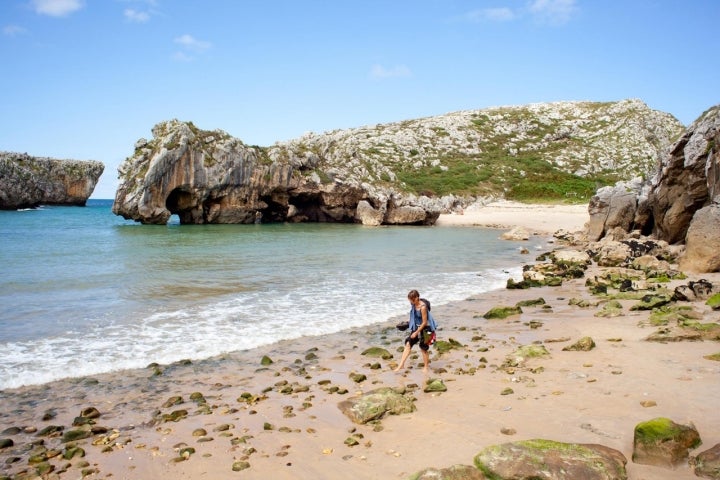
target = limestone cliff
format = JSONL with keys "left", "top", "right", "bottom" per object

{"left": 587, "top": 104, "right": 720, "bottom": 272}
{"left": 0, "top": 152, "right": 104, "bottom": 210}
{"left": 113, "top": 99, "right": 683, "bottom": 225}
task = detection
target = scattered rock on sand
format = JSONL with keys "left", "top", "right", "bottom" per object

{"left": 563, "top": 336, "right": 596, "bottom": 351}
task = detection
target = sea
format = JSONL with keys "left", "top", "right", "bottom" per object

{"left": 0, "top": 199, "right": 543, "bottom": 390}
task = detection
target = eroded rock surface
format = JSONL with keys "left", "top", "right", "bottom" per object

{"left": 0, "top": 152, "right": 103, "bottom": 209}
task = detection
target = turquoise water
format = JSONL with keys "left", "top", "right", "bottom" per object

{"left": 0, "top": 200, "right": 539, "bottom": 389}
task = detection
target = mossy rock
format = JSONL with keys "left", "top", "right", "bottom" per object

{"left": 349, "top": 372, "right": 367, "bottom": 383}
{"left": 424, "top": 378, "right": 447, "bottom": 393}
{"left": 595, "top": 300, "right": 623, "bottom": 318}
{"left": 474, "top": 439, "right": 628, "bottom": 479}
{"left": 648, "top": 305, "right": 701, "bottom": 326}
{"left": 232, "top": 460, "right": 250, "bottom": 471}
{"left": 483, "top": 305, "right": 523, "bottom": 319}
{"left": 562, "top": 336, "right": 596, "bottom": 351}
{"left": 706, "top": 293, "right": 720, "bottom": 310}
{"left": 361, "top": 347, "right": 393, "bottom": 360}
{"left": 61, "top": 429, "right": 92, "bottom": 443}
{"left": 632, "top": 417, "right": 701, "bottom": 468}
{"left": 260, "top": 355, "right": 273, "bottom": 365}
{"left": 516, "top": 298, "right": 546, "bottom": 307}
{"left": 630, "top": 294, "right": 673, "bottom": 311}
{"left": 704, "top": 352, "right": 720, "bottom": 361}
{"left": 434, "top": 338, "right": 464, "bottom": 354}
{"left": 512, "top": 344, "right": 550, "bottom": 358}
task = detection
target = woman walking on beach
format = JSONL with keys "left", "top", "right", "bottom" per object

{"left": 394, "top": 289, "right": 435, "bottom": 372}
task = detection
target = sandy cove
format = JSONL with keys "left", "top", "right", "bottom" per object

{"left": 1, "top": 203, "right": 719, "bottom": 480}
{"left": 435, "top": 200, "right": 590, "bottom": 233}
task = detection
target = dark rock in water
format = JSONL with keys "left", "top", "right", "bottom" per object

{"left": 474, "top": 439, "right": 628, "bottom": 480}
{"left": 632, "top": 417, "right": 702, "bottom": 468}
{"left": 0, "top": 152, "right": 103, "bottom": 209}
{"left": 691, "top": 443, "right": 720, "bottom": 479}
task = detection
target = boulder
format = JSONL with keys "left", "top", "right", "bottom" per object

{"left": 632, "top": 417, "right": 702, "bottom": 468}
{"left": 587, "top": 179, "right": 643, "bottom": 241}
{"left": 679, "top": 204, "right": 720, "bottom": 273}
{"left": 338, "top": 387, "right": 415, "bottom": 424}
{"left": 500, "top": 226, "right": 530, "bottom": 241}
{"left": 650, "top": 106, "right": 720, "bottom": 244}
{"left": 563, "top": 336, "right": 596, "bottom": 351}
{"left": 691, "top": 443, "right": 720, "bottom": 480}
{"left": 474, "top": 439, "right": 628, "bottom": 480}
{"left": 354, "top": 200, "right": 385, "bottom": 226}
{"left": 0, "top": 152, "right": 103, "bottom": 209}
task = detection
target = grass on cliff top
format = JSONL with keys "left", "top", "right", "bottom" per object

{"left": 396, "top": 152, "right": 618, "bottom": 203}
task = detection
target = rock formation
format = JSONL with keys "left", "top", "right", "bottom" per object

{"left": 113, "top": 99, "right": 682, "bottom": 225}
{"left": 587, "top": 104, "right": 720, "bottom": 272}
{"left": 0, "top": 152, "right": 103, "bottom": 209}
{"left": 112, "top": 120, "right": 439, "bottom": 225}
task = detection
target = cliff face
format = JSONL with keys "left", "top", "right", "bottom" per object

{"left": 0, "top": 152, "right": 104, "bottom": 210}
{"left": 587, "top": 104, "right": 720, "bottom": 272}
{"left": 113, "top": 99, "right": 684, "bottom": 225}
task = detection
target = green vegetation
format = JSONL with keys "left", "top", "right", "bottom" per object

{"left": 395, "top": 149, "right": 617, "bottom": 202}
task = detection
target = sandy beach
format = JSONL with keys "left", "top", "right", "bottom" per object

{"left": 1, "top": 202, "right": 718, "bottom": 480}
{"left": 435, "top": 200, "right": 590, "bottom": 233}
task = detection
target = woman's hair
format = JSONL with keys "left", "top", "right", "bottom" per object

{"left": 407, "top": 289, "right": 420, "bottom": 300}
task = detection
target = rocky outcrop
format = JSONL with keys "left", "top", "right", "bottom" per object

{"left": 587, "top": 105, "right": 720, "bottom": 272}
{"left": 112, "top": 120, "right": 439, "bottom": 225}
{"left": 0, "top": 152, "right": 103, "bottom": 209}
{"left": 113, "top": 99, "right": 682, "bottom": 225}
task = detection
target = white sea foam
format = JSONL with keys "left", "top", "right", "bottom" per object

{"left": 0, "top": 266, "right": 520, "bottom": 389}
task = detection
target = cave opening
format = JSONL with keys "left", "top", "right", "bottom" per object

{"left": 165, "top": 188, "right": 199, "bottom": 224}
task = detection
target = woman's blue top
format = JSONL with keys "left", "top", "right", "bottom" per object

{"left": 409, "top": 302, "right": 436, "bottom": 332}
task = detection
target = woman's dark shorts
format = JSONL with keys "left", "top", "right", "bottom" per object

{"left": 405, "top": 333, "right": 429, "bottom": 351}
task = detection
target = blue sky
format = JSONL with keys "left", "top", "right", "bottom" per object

{"left": 1, "top": 0, "right": 718, "bottom": 199}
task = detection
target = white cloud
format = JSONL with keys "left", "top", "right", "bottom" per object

{"left": 172, "top": 51, "right": 193, "bottom": 62}
{"left": 464, "top": 7, "right": 517, "bottom": 23}
{"left": 124, "top": 8, "right": 150, "bottom": 23}
{"left": 172, "top": 34, "right": 211, "bottom": 61}
{"left": 3, "top": 25, "right": 28, "bottom": 36}
{"left": 174, "top": 34, "right": 212, "bottom": 52}
{"left": 31, "top": 0, "right": 84, "bottom": 17}
{"left": 528, "top": 0, "right": 577, "bottom": 25}
{"left": 370, "top": 64, "right": 412, "bottom": 79}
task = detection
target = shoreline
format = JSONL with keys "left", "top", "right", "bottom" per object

{"left": 1, "top": 203, "right": 718, "bottom": 480}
